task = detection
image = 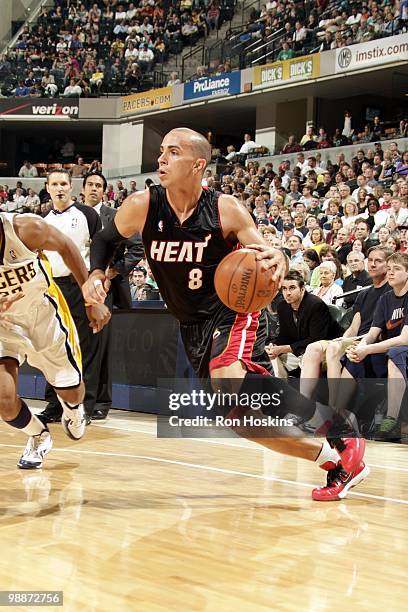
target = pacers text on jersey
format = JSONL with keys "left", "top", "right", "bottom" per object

{"left": 0, "top": 261, "right": 36, "bottom": 297}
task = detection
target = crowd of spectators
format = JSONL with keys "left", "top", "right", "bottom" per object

{"left": 0, "top": 0, "right": 231, "bottom": 98}
{"left": 208, "top": 133, "right": 408, "bottom": 440}
{"left": 0, "top": 1, "right": 406, "bottom": 97}
{"left": 280, "top": 115, "right": 408, "bottom": 154}
{"left": 0, "top": 170, "right": 151, "bottom": 215}
{"left": 239, "top": 0, "right": 407, "bottom": 68}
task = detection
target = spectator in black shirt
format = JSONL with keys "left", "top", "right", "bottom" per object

{"left": 266, "top": 271, "right": 333, "bottom": 378}
{"left": 342, "top": 251, "right": 372, "bottom": 308}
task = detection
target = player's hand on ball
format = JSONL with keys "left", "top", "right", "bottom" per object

{"left": 82, "top": 271, "right": 108, "bottom": 305}
{"left": 245, "top": 244, "right": 287, "bottom": 283}
{"left": 85, "top": 304, "right": 111, "bottom": 333}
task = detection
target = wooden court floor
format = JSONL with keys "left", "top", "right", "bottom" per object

{"left": 0, "top": 404, "right": 407, "bottom": 612}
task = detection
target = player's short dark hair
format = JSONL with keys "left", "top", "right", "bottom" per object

{"left": 47, "top": 168, "right": 72, "bottom": 183}
{"left": 83, "top": 170, "right": 107, "bottom": 192}
{"left": 283, "top": 271, "right": 305, "bottom": 288}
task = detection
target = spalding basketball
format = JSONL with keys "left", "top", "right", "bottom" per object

{"left": 214, "top": 248, "right": 279, "bottom": 313}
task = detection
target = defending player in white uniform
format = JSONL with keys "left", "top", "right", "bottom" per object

{"left": 0, "top": 211, "right": 110, "bottom": 469}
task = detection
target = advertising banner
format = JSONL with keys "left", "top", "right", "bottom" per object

{"left": 0, "top": 98, "right": 79, "bottom": 117}
{"left": 121, "top": 87, "right": 172, "bottom": 115}
{"left": 335, "top": 33, "right": 408, "bottom": 73}
{"left": 183, "top": 71, "right": 241, "bottom": 102}
{"left": 252, "top": 54, "right": 320, "bottom": 90}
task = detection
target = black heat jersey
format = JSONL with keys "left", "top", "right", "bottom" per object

{"left": 143, "top": 186, "right": 236, "bottom": 323}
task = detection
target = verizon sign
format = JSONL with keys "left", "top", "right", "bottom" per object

{"left": 0, "top": 98, "right": 79, "bottom": 117}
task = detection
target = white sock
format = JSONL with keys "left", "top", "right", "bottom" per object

{"left": 306, "top": 402, "right": 335, "bottom": 428}
{"left": 57, "top": 396, "right": 79, "bottom": 414}
{"left": 316, "top": 440, "right": 340, "bottom": 469}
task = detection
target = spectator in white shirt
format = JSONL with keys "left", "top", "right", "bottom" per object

{"left": 167, "top": 71, "right": 180, "bottom": 86}
{"left": 25, "top": 188, "right": 40, "bottom": 212}
{"left": 115, "top": 6, "right": 127, "bottom": 21}
{"left": 18, "top": 160, "right": 38, "bottom": 178}
{"left": 138, "top": 44, "right": 154, "bottom": 71}
{"left": 301, "top": 156, "right": 324, "bottom": 176}
{"left": 388, "top": 198, "right": 408, "bottom": 227}
{"left": 239, "top": 133, "right": 257, "bottom": 154}
{"left": 296, "top": 152, "right": 309, "bottom": 173}
{"left": 13, "top": 188, "right": 27, "bottom": 211}
{"left": 352, "top": 175, "right": 373, "bottom": 201}
{"left": 292, "top": 21, "right": 307, "bottom": 47}
{"left": 125, "top": 41, "right": 139, "bottom": 61}
{"left": 63, "top": 78, "right": 82, "bottom": 97}
{"left": 126, "top": 3, "right": 137, "bottom": 20}
{"left": 346, "top": 7, "right": 362, "bottom": 25}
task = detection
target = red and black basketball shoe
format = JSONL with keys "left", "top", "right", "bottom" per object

{"left": 331, "top": 437, "right": 366, "bottom": 473}
{"left": 312, "top": 462, "right": 370, "bottom": 502}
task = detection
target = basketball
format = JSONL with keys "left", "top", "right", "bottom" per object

{"left": 214, "top": 248, "right": 279, "bottom": 313}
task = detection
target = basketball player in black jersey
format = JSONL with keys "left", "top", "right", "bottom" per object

{"left": 82, "top": 127, "right": 368, "bottom": 501}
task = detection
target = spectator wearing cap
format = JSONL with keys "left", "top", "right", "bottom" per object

{"left": 282, "top": 222, "right": 304, "bottom": 246}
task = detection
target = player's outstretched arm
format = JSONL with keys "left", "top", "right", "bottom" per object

{"left": 14, "top": 215, "right": 89, "bottom": 288}
{"left": 14, "top": 215, "right": 111, "bottom": 333}
{"left": 218, "top": 194, "right": 288, "bottom": 284}
{"left": 85, "top": 190, "right": 150, "bottom": 305}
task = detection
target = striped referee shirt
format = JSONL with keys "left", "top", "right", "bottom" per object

{"left": 43, "top": 203, "right": 101, "bottom": 278}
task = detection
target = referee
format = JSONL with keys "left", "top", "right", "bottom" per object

{"left": 40, "top": 168, "right": 110, "bottom": 423}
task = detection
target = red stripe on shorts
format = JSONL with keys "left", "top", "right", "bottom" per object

{"left": 209, "top": 311, "right": 270, "bottom": 375}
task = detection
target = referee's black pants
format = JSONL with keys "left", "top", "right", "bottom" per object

{"left": 44, "top": 276, "right": 101, "bottom": 418}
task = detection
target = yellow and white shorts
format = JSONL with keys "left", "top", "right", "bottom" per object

{"left": 0, "top": 285, "right": 82, "bottom": 389}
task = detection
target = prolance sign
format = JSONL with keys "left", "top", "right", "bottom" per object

{"left": 183, "top": 71, "right": 241, "bottom": 102}
{"left": 0, "top": 98, "right": 79, "bottom": 117}
{"left": 253, "top": 54, "right": 319, "bottom": 90}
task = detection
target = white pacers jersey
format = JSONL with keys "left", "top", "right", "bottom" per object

{"left": 0, "top": 212, "right": 49, "bottom": 311}
{"left": 0, "top": 212, "right": 82, "bottom": 388}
